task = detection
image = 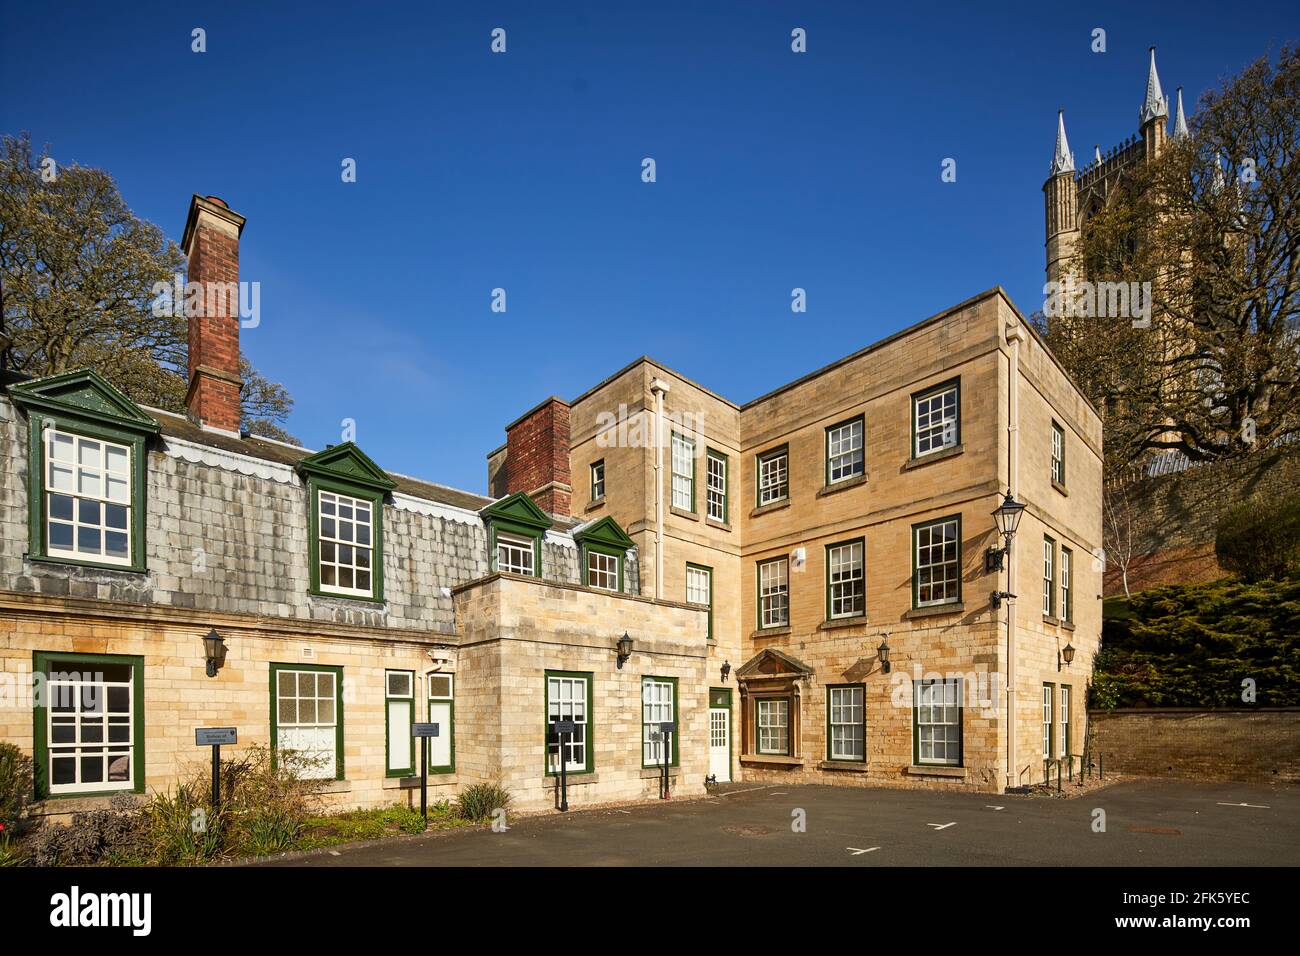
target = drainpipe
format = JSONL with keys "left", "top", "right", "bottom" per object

{"left": 1005, "top": 319, "right": 1027, "bottom": 791}
{"left": 650, "top": 377, "right": 671, "bottom": 600}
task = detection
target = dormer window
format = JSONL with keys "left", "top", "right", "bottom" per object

{"left": 45, "top": 429, "right": 133, "bottom": 565}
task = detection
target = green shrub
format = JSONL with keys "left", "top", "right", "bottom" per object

{"left": 455, "top": 782, "right": 510, "bottom": 822}
{"left": 1215, "top": 493, "right": 1300, "bottom": 582}
{"left": 0, "top": 742, "right": 33, "bottom": 830}
{"left": 24, "top": 793, "right": 150, "bottom": 866}
{"left": 1092, "top": 577, "right": 1300, "bottom": 708}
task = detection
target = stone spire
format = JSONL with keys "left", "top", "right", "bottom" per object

{"left": 1140, "top": 46, "right": 1169, "bottom": 124}
{"left": 1094, "top": 144, "right": 1103, "bottom": 166}
{"left": 1050, "top": 110, "right": 1075, "bottom": 176}
{"left": 1173, "top": 86, "right": 1190, "bottom": 140}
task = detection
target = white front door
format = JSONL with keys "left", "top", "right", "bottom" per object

{"left": 709, "top": 706, "right": 731, "bottom": 782}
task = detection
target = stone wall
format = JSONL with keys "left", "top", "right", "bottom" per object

{"left": 1089, "top": 708, "right": 1300, "bottom": 784}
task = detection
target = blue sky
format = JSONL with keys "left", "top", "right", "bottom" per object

{"left": 2, "top": 1, "right": 1294, "bottom": 493}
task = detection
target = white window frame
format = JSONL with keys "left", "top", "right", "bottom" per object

{"left": 757, "top": 448, "right": 789, "bottom": 505}
{"left": 756, "top": 698, "right": 790, "bottom": 755}
{"left": 45, "top": 663, "right": 135, "bottom": 795}
{"left": 586, "top": 549, "right": 620, "bottom": 591}
{"left": 914, "top": 678, "right": 961, "bottom": 766}
{"left": 1043, "top": 537, "right": 1056, "bottom": 617}
{"left": 828, "top": 686, "right": 864, "bottom": 761}
{"left": 546, "top": 674, "right": 589, "bottom": 774}
{"left": 1060, "top": 547, "right": 1072, "bottom": 623}
{"left": 915, "top": 518, "right": 960, "bottom": 607}
{"left": 826, "top": 417, "right": 864, "bottom": 484}
{"left": 274, "top": 667, "right": 340, "bottom": 781}
{"left": 642, "top": 678, "right": 676, "bottom": 766}
{"left": 1059, "top": 686, "right": 1071, "bottom": 758}
{"left": 758, "top": 557, "right": 789, "bottom": 628}
{"left": 1051, "top": 422, "right": 1065, "bottom": 485}
{"left": 44, "top": 428, "right": 133, "bottom": 566}
{"left": 686, "top": 565, "right": 711, "bottom": 608}
{"left": 914, "top": 384, "right": 959, "bottom": 457}
{"left": 591, "top": 459, "right": 605, "bottom": 501}
{"left": 827, "top": 540, "right": 865, "bottom": 619}
{"left": 671, "top": 432, "right": 695, "bottom": 511}
{"left": 1043, "top": 684, "right": 1054, "bottom": 759}
{"left": 496, "top": 531, "right": 535, "bottom": 576}
{"left": 706, "top": 450, "right": 727, "bottom": 522}
{"left": 317, "top": 489, "right": 375, "bottom": 597}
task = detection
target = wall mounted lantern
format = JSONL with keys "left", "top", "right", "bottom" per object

{"left": 720, "top": 660, "right": 731, "bottom": 683}
{"left": 616, "top": 632, "right": 634, "bottom": 669}
{"left": 1060, "top": 641, "right": 1076, "bottom": 670}
{"left": 877, "top": 638, "right": 891, "bottom": 674}
{"left": 202, "top": 628, "right": 227, "bottom": 678}
{"left": 985, "top": 489, "right": 1027, "bottom": 572}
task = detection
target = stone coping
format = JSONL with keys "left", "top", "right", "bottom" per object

{"left": 904, "top": 764, "right": 967, "bottom": 778}
{"left": 451, "top": 571, "right": 699, "bottom": 613}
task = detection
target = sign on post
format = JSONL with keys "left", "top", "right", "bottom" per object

{"left": 195, "top": 727, "right": 237, "bottom": 817}
{"left": 413, "top": 722, "right": 439, "bottom": 823}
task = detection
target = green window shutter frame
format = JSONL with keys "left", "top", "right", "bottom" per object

{"left": 9, "top": 369, "right": 161, "bottom": 574}
{"left": 32, "top": 650, "right": 146, "bottom": 801}
{"left": 269, "top": 661, "right": 346, "bottom": 781}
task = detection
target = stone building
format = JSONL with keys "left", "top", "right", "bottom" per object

{"left": 1, "top": 190, "right": 1101, "bottom": 819}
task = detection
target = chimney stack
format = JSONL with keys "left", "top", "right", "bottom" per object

{"left": 182, "top": 194, "right": 245, "bottom": 434}
{"left": 504, "top": 397, "right": 572, "bottom": 516}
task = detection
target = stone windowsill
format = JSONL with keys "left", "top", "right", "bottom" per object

{"left": 670, "top": 506, "right": 700, "bottom": 522}
{"left": 639, "top": 767, "right": 679, "bottom": 780}
{"left": 903, "top": 602, "right": 964, "bottom": 620}
{"left": 383, "top": 775, "right": 455, "bottom": 790}
{"left": 705, "top": 517, "right": 733, "bottom": 533}
{"left": 816, "top": 473, "right": 867, "bottom": 498}
{"left": 314, "top": 779, "right": 354, "bottom": 794}
{"left": 740, "top": 753, "right": 804, "bottom": 767}
{"left": 751, "top": 625, "right": 792, "bottom": 640}
{"left": 28, "top": 792, "right": 137, "bottom": 816}
{"left": 905, "top": 764, "right": 967, "bottom": 778}
{"left": 584, "top": 496, "right": 607, "bottom": 513}
{"left": 543, "top": 772, "right": 600, "bottom": 786}
{"left": 1052, "top": 479, "right": 1068, "bottom": 497}
{"left": 750, "top": 499, "right": 791, "bottom": 518}
{"left": 1061, "top": 620, "right": 1076, "bottom": 632}
{"left": 818, "top": 615, "right": 868, "bottom": 631}
{"left": 901, "top": 444, "right": 965, "bottom": 471}
{"left": 818, "top": 760, "right": 868, "bottom": 773}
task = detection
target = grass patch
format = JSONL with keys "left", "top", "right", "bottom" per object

{"left": 295, "top": 801, "right": 469, "bottom": 851}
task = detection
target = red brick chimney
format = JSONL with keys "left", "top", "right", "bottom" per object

{"left": 182, "top": 194, "right": 246, "bottom": 434}
{"left": 505, "top": 397, "right": 572, "bottom": 516}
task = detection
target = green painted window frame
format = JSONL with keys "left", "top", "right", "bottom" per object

{"left": 826, "top": 683, "right": 866, "bottom": 762}
{"left": 544, "top": 669, "right": 594, "bottom": 776}
{"left": 27, "top": 415, "right": 150, "bottom": 573}
{"left": 32, "top": 651, "right": 146, "bottom": 801}
{"left": 686, "top": 562, "right": 714, "bottom": 641}
{"left": 1042, "top": 682, "right": 1055, "bottom": 760}
{"left": 757, "top": 556, "right": 791, "bottom": 629}
{"left": 825, "top": 537, "right": 866, "bottom": 620}
{"left": 911, "top": 514, "right": 963, "bottom": 609}
{"left": 590, "top": 459, "right": 606, "bottom": 501}
{"left": 824, "top": 414, "right": 865, "bottom": 485}
{"left": 755, "top": 444, "right": 790, "bottom": 506}
{"left": 489, "top": 521, "right": 543, "bottom": 577}
{"left": 269, "top": 662, "right": 345, "bottom": 781}
{"left": 670, "top": 431, "right": 696, "bottom": 513}
{"left": 705, "top": 448, "right": 729, "bottom": 523}
{"left": 755, "top": 696, "right": 792, "bottom": 756}
{"left": 911, "top": 377, "right": 962, "bottom": 459}
{"left": 641, "top": 675, "right": 680, "bottom": 769}
{"left": 384, "top": 669, "right": 415, "bottom": 778}
{"left": 426, "top": 671, "right": 456, "bottom": 775}
{"left": 1043, "top": 535, "right": 1056, "bottom": 618}
{"left": 583, "top": 541, "right": 625, "bottom": 592}
{"left": 1051, "top": 420, "right": 1066, "bottom": 486}
{"left": 912, "top": 677, "right": 963, "bottom": 767}
{"left": 307, "top": 477, "right": 386, "bottom": 603}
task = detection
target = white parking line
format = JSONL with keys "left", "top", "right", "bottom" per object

{"left": 1216, "top": 801, "right": 1271, "bottom": 809}
{"left": 846, "top": 847, "right": 880, "bottom": 855}
{"left": 985, "top": 805, "right": 1005, "bottom": 811}
{"left": 927, "top": 822, "right": 957, "bottom": 830}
